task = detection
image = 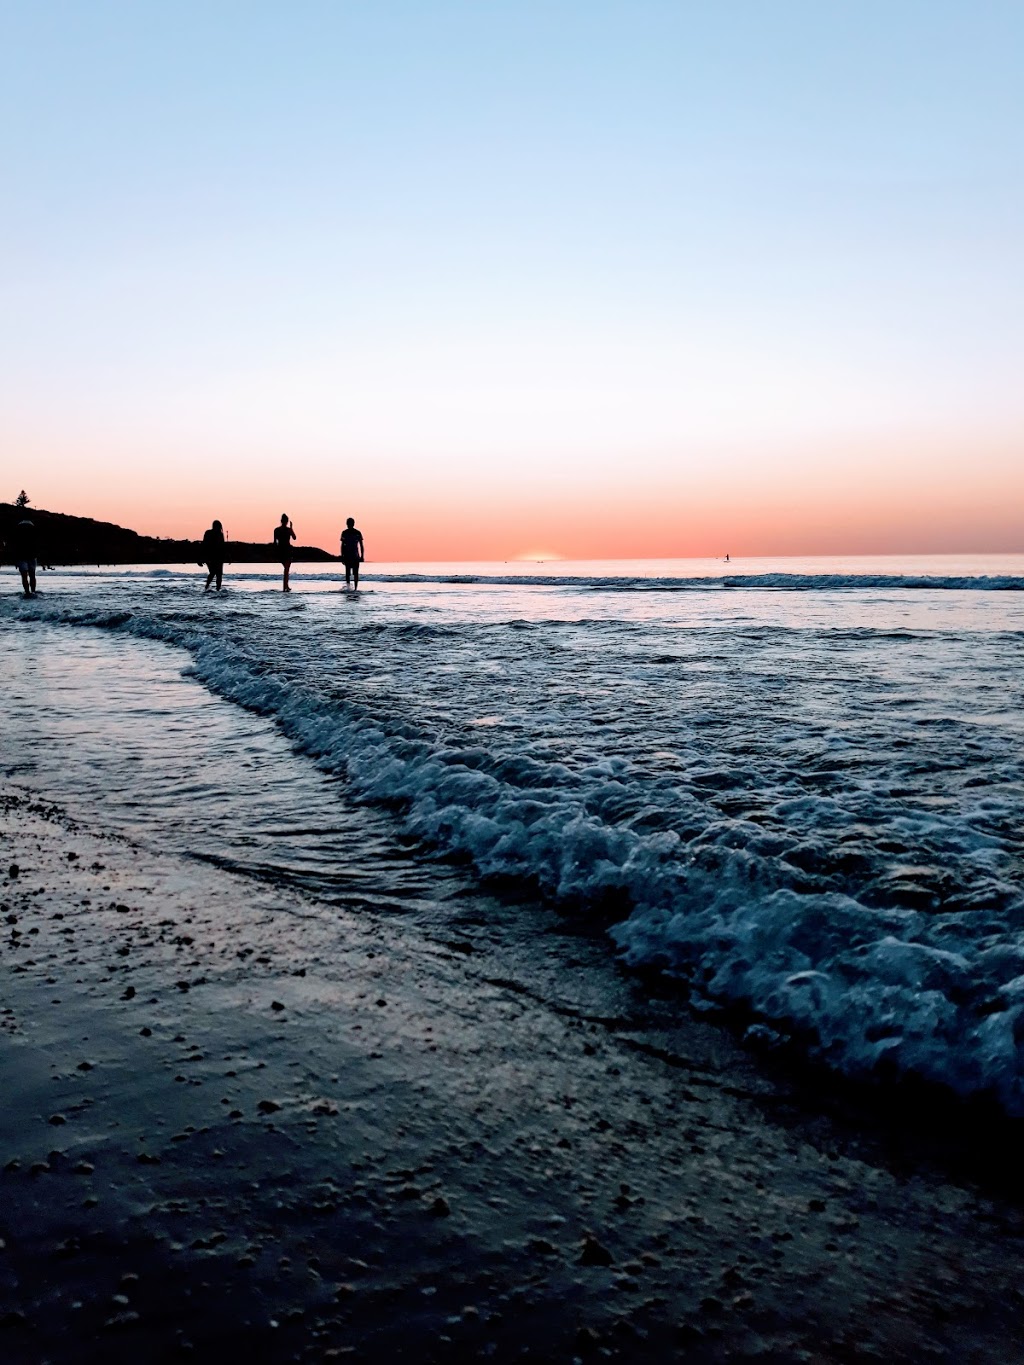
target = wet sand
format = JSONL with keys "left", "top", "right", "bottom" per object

{"left": 3, "top": 789, "right": 1024, "bottom": 1363}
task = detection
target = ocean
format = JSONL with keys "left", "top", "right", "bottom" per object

{"left": 4, "top": 555, "right": 1024, "bottom": 1112}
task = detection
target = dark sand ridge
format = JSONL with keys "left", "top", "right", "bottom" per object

{"left": 3, "top": 790, "right": 1024, "bottom": 1363}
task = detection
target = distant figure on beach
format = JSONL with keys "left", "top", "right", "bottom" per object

{"left": 273, "top": 514, "right": 297, "bottom": 592}
{"left": 725, "top": 553, "right": 730, "bottom": 563}
{"left": 202, "top": 520, "right": 225, "bottom": 593}
{"left": 340, "top": 517, "right": 364, "bottom": 590}
{"left": 10, "top": 518, "right": 38, "bottom": 596}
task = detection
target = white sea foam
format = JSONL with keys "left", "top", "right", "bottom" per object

{"left": 5, "top": 573, "right": 1024, "bottom": 1110}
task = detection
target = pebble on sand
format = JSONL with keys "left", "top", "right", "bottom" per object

{"left": 578, "top": 1235, "right": 614, "bottom": 1267}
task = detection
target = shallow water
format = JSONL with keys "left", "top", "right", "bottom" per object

{"left": 4, "top": 556, "right": 1024, "bottom": 1109}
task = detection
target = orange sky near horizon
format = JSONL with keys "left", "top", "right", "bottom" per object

{"left": 13, "top": 425, "right": 1024, "bottom": 561}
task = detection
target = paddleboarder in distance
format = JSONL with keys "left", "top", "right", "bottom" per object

{"left": 340, "top": 517, "right": 364, "bottom": 590}
{"left": 274, "top": 513, "right": 297, "bottom": 592}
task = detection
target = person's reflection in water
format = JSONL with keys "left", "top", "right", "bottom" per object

{"left": 202, "top": 520, "right": 226, "bottom": 593}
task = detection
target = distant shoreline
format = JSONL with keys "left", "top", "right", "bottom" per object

{"left": 0, "top": 501, "right": 338, "bottom": 566}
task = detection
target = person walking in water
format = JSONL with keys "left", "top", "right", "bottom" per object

{"left": 9, "top": 517, "right": 38, "bottom": 596}
{"left": 340, "top": 517, "right": 364, "bottom": 590}
{"left": 201, "top": 520, "right": 225, "bottom": 593}
{"left": 274, "top": 514, "right": 297, "bottom": 592}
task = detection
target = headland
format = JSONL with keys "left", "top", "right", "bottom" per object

{"left": 0, "top": 503, "right": 337, "bottom": 565}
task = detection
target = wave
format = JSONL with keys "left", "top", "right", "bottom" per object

{"left": 722, "top": 573, "right": 1024, "bottom": 592}
{"left": 38, "top": 568, "right": 1024, "bottom": 590}
{"left": 373, "top": 572, "right": 1024, "bottom": 591}
{"left": 7, "top": 596, "right": 1024, "bottom": 1113}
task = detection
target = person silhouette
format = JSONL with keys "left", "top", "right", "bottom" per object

{"left": 273, "top": 514, "right": 297, "bottom": 592}
{"left": 202, "top": 520, "right": 225, "bottom": 592}
{"left": 10, "top": 517, "right": 38, "bottom": 596}
{"left": 340, "top": 517, "right": 364, "bottom": 590}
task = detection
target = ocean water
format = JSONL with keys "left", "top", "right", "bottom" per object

{"left": 3, "top": 555, "right": 1024, "bottom": 1110}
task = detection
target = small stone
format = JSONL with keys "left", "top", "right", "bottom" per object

{"left": 578, "top": 1235, "right": 614, "bottom": 1267}
{"left": 139, "top": 1027, "right": 152, "bottom": 1037}
{"left": 577, "top": 1325, "right": 601, "bottom": 1351}
{"left": 8, "top": 865, "right": 19, "bottom": 879}
{"left": 808, "top": 1199, "right": 826, "bottom": 1213}
{"left": 77, "top": 1061, "right": 94, "bottom": 1071}
{"left": 270, "top": 1001, "right": 285, "bottom": 1012}
{"left": 257, "top": 1099, "right": 281, "bottom": 1114}
{"left": 48, "top": 1114, "right": 67, "bottom": 1126}
{"left": 122, "top": 986, "right": 136, "bottom": 1000}
{"left": 427, "top": 1196, "right": 450, "bottom": 1217}
{"left": 136, "top": 1152, "right": 161, "bottom": 1165}
{"left": 103, "top": 1310, "right": 141, "bottom": 1330}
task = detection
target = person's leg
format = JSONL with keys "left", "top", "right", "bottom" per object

{"left": 19, "top": 565, "right": 30, "bottom": 596}
{"left": 345, "top": 564, "right": 352, "bottom": 588}
{"left": 283, "top": 562, "right": 290, "bottom": 592}
{"left": 216, "top": 566, "right": 223, "bottom": 591}
{"left": 204, "top": 568, "right": 214, "bottom": 592}
{"left": 28, "top": 563, "right": 36, "bottom": 593}
{"left": 353, "top": 562, "right": 360, "bottom": 589}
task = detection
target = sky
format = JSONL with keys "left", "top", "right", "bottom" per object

{"left": 1, "top": 1, "right": 1022, "bottom": 560}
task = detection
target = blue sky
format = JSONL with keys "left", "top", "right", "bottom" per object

{"left": 2, "top": 2, "right": 1022, "bottom": 555}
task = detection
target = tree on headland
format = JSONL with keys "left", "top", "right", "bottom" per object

{"left": 15, "top": 490, "right": 29, "bottom": 507}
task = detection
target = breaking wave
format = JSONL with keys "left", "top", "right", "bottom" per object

{"left": 6, "top": 586, "right": 1024, "bottom": 1113}
{"left": 44, "top": 568, "right": 1024, "bottom": 591}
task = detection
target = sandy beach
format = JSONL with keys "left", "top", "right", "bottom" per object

{"left": 3, "top": 787, "right": 1024, "bottom": 1363}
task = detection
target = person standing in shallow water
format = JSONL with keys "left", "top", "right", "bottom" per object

{"left": 340, "top": 517, "right": 364, "bottom": 590}
{"left": 273, "top": 514, "right": 296, "bottom": 592}
{"left": 8, "top": 517, "right": 38, "bottom": 596}
{"left": 201, "top": 520, "right": 225, "bottom": 593}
